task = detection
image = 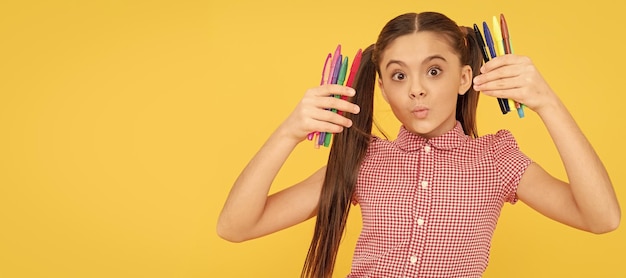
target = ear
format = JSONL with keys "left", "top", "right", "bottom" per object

{"left": 458, "top": 65, "right": 472, "bottom": 95}
{"left": 378, "top": 77, "right": 389, "bottom": 103}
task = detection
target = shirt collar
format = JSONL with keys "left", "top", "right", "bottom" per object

{"left": 394, "top": 121, "right": 468, "bottom": 152}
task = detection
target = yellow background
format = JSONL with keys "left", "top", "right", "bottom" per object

{"left": 1, "top": 0, "right": 624, "bottom": 277}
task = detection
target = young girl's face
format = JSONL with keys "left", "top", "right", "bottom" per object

{"left": 378, "top": 31, "right": 472, "bottom": 138}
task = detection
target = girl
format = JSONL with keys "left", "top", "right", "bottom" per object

{"left": 217, "top": 12, "right": 620, "bottom": 278}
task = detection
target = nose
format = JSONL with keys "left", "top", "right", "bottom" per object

{"left": 409, "top": 80, "right": 425, "bottom": 99}
{"left": 409, "top": 91, "right": 426, "bottom": 98}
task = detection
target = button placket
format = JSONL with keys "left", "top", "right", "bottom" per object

{"left": 406, "top": 142, "right": 434, "bottom": 276}
{"left": 420, "top": 144, "right": 432, "bottom": 190}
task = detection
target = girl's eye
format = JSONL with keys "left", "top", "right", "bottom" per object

{"left": 391, "top": 72, "right": 406, "bottom": 81}
{"left": 428, "top": 67, "right": 442, "bottom": 76}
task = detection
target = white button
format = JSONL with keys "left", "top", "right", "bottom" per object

{"left": 410, "top": 256, "right": 418, "bottom": 264}
{"left": 417, "top": 218, "right": 425, "bottom": 226}
{"left": 421, "top": 181, "right": 428, "bottom": 189}
{"left": 424, "top": 145, "right": 431, "bottom": 153}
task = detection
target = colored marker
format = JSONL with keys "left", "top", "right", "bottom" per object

{"left": 333, "top": 56, "right": 349, "bottom": 113}
{"left": 500, "top": 13, "right": 525, "bottom": 118}
{"left": 492, "top": 16, "right": 505, "bottom": 56}
{"left": 338, "top": 49, "right": 362, "bottom": 117}
{"left": 324, "top": 56, "right": 349, "bottom": 147}
{"left": 324, "top": 55, "right": 346, "bottom": 147}
{"left": 337, "top": 56, "right": 349, "bottom": 86}
{"left": 321, "top": 53, "right": 342, "bottom": 145}
{"left": 474, "top": 23, "right": 507, "bottom": 114}
{"left": 345, "top": 49, "right": 362, "bottom": 88}
{"left": 500, "top": 14, "right": 512, "bottom": 56}
{"left": 331, "top": 54, "right": 342, "bottom": 84}
{"left": 308, "top": 53, "right": 333, "bottom": 143}
{"left": 319, "top": 45, "right": 342, "bottom": 147}
{"left": 483, "top": 22, "right": 510, "bottom": 113}
{"left": 483, "top": 22, "right": 497, "bottom": 59}
{"left": 325, "top": 47, "right": 340, "bottom": 88}
{"left": 473, "top": 24, "right": 490, "bottom": 63}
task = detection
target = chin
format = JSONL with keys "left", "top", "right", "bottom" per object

{"left": 406, "top": 120, "right": 450, "bottom": 139}
{"left": 406, "top": 124, "right": 435, "bottom": 137}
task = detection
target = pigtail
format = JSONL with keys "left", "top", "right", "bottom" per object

{"left": 456, "top": 26, "right": 482, "bottom": 138}
{"left": 301, "top": 44, "right": 376, "bottom": 278}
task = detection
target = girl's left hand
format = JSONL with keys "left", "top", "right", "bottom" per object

{"left": 472, "top": 54, "right": 558, "bottom": 115}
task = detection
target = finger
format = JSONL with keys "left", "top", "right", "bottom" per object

{"left": 315, "top": 97, "right": 360, "bottom": 115}
{"left": 312, "top": 109, "right": 354, "bottom": 128}
{"left": 480, "top": 88, "right": 519, "bottom": 99}
{"left": 300, "top": 92, "right": 359, "bottom": 113}
{"left": 480, "top": 54, "right": 520, "bottom": 73}
{"left": 474, "top": 64, "right": 520, "bottom": 86}
{"left": 315, "top": 122, "right": 346, "bottom": 134}
{"left": 309, "top": 84, "right": 356, "bottom": 98}
{"left": 473, "top": 75, "right": 522, "bottom": 92}
{"left": 305, "top": 115, "right": 350, "bottom": 135}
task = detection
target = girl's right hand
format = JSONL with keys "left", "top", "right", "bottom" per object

{"left": 279, "top": 84, "right": 360, "bottom": 142}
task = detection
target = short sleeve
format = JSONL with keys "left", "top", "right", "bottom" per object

{"left": 491, "top": 130, "right": 532, "bottom": 204}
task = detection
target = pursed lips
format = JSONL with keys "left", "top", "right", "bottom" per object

{"left": 411, "top": 105, "right": 429, "bottom": 118}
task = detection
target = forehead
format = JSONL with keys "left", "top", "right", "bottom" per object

{"left": 380, "top": 31, "right": 459, "bottom": 66}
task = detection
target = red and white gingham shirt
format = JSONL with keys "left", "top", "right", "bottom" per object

{"left": 349, "top": 122, "right": 532, "bottom": 278}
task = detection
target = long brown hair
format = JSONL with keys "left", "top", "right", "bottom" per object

{"left": 301, "top": 12, "right": 483, "bottom": 278}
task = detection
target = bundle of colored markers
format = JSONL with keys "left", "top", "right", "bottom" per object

{"left": 473, "top": 13, "right": 525, "bottom": 118}
{"left": 307, "top": 45, "right": 362, "bottom": 148}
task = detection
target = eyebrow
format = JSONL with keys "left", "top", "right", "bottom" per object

{"left": 385, "top": 55, "right": 447, "bottom": 69}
